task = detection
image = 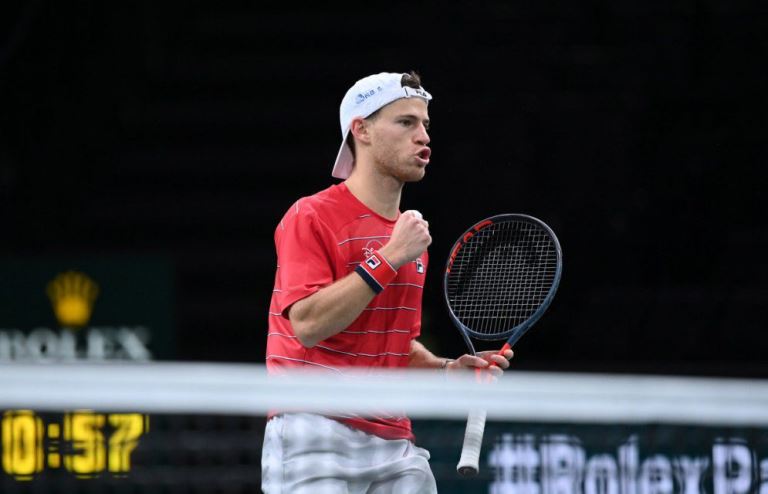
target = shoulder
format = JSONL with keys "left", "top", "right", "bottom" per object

{"left": 283, "top": 184, "right": 358, "bottom": 228}
{"left": 276, "top": 185, "right": 351, "bottom": 238}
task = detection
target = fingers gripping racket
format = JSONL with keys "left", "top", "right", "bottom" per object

{"left": 444, "top": 214, "right": 563, "bottom": 476}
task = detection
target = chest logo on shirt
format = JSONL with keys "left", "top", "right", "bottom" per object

{"left": 415, "top": 258, "right": 424, "bottom": 274}
{"left": 362, "top": 240, "right": 384, "bottom": 260}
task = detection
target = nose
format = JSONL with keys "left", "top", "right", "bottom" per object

{"left": 415, "top": 123, "right": 430, "bottom": 145}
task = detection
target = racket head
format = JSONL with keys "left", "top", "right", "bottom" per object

{"left": 443, "top": 214, "right": 563, "bottom": 344}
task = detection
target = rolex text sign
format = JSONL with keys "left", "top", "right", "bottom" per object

{"left": 0, "top": 257, "right": 175, "bottom": 361}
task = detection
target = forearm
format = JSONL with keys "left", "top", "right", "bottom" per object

{"left": 408, "top": 339, "right": 448, "bottom": 369}
{"left": 288, "top": 271, "right": 377, "bottom": 348}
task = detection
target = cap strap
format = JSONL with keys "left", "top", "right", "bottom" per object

{"left": 403, "top": 86, "right": 432, "bottom": 100}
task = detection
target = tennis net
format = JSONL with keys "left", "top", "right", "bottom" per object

{"left": 1, "top": 362, "right": 767, "bottom": 493}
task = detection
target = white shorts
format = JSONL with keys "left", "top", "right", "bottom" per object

{"left": 262, "top": 413, "right": 438, "bottom": 494}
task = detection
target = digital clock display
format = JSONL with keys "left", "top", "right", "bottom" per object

{"left": 1, "top": 410, "right": 149, "bottom": 480}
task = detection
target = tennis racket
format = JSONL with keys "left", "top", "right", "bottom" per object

{"left": 444, "top": 214, "right": 563, "bottom": 476}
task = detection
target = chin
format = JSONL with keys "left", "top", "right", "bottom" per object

{"left": 400, "top": 160, "right": 428, "bottom": 182}
{"left": 399, "top": 168, "right": 426, "bottom": 183}
{"left": 378, "top": 159, "right": 427, "bottom": 183}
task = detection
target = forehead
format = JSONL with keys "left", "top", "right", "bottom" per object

{"left": 377, "top": 97, "right": 430, "bottom": 119}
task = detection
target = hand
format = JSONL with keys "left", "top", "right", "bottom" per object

{"left": 379, "top": 210, "right": 431, "bottom": 269}
{"left": 446, "top": 348, "right": 514, "bottom": 380}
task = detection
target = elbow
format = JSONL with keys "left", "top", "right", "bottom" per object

{"left": 289, "top": 316, "right": 320, "bottom": 348}
{"left": 287, "top": 297, "right": 333, "bottom": 349}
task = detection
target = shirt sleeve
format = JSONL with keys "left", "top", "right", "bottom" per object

{"left": 273, "top": 203, "right": 337, "bottom": 318}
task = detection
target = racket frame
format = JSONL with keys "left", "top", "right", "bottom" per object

{"left": 443, "top": 213, "right": 563, "bottom": 477}
{"left": 443, "top": 213, "right": 563, "bottom": 347}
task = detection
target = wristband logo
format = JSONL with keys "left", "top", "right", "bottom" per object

{"left": 365, "top": 256, "right": 381, "bottom": 270}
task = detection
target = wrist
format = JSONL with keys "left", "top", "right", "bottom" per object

{"left": 377, "top": 245, "right": 405, "bottom": 270}
{"left": 355, "top": 250, "right": 398, "bottom": 294}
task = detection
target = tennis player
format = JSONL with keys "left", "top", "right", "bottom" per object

{"left": 262, "top": 71, "right": 514, "bottom": 493}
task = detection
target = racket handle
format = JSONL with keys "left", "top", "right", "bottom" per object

{"left": 456, "top": 408, "right": 487, "bottom": 476}
{"left": 457, "top": 343, "right": 510, "bottom": 475}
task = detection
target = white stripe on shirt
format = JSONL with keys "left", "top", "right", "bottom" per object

{"left": 388, "top": 282, "right": 424, "bottom": 289}
{"left": 337, "top": 235, "right": 391, "bottom": 246}
{"left": 341, "top": 329, "right": 411, "bottom": 335}
{"left": 316, "top": 345, "right": 410, "bottom": 358}
{"left": 315, "top": 345, "right": 357, "bottom": 357}
{"left": 265, "top": 355, "right": 342, "bottom": 373}
{"left": 363, "top": 306, "right": 417, "bottom": 312}
{"left": 358, "top": 351, "right": 410, "bottom": 357}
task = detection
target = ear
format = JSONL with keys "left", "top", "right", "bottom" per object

{"left": 349, "top": 117, "right": 372, "bottom": 144}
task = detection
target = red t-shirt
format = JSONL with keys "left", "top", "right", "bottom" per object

{"left": 266, "top": 183, "right": 428, "bottom": 440}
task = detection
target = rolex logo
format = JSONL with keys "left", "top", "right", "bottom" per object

{"left": 46, "top": 271, "right": 99, "bottom": 328}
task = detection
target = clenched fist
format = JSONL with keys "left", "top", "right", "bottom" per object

{"left": 379, "top": 210, "right": 431, "bottom": 269}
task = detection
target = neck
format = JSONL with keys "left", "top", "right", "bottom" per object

{"left": 344, "top": 161, "right": 403, "bottom": 220}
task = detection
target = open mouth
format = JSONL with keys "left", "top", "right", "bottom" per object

{"left": 416, "top": 148, "right": 431, "bottom": 163}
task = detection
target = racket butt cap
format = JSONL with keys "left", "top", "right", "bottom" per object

{"left": 457, "top": 465, "right": 479, "bottom": 477}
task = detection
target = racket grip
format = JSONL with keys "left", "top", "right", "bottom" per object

{"left": 456, "top": 408, "right": 487, "bottom": 476}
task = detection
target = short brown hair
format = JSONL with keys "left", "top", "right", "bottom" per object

{"left": 400, "top": 71, "right": 422, "bottom": 90}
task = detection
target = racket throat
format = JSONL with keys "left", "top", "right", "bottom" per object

{"left": 459, "top": 329, "right": 478, "bottom": 356}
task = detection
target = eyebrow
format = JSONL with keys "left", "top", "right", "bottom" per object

{"left": 397, "top": 114, "right": 431, "bottom": 127}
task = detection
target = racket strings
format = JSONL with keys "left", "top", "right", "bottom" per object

{"left": 446, "top": 221, "right": 558, "bottom": 337}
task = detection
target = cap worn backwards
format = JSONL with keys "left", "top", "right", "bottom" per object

{"left": 331, "top": 72, "right": 433, "bottom": 180}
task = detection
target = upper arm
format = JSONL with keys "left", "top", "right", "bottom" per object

{"left": 273, "top": 205, "right": 337, "bottom": 319}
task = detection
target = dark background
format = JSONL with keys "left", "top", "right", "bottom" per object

{"left": 2, "top": 1, "right": 766, "bottom": 376}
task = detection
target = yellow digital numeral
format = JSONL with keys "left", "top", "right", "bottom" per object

{"left": 63, "top": 411, "right": 106, "bottom": 477}
{"left": 108, "top": 414, "right": 148, "bottom": 473}
{"left": 1, "top": 410, "right": 44, "bottom": 480}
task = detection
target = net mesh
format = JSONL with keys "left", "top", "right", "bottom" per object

{"left": 446, "top": 218, "right": 560, "bottom": 338}
{"left": 1, "top": 363, "right": 767, "bottom": 494}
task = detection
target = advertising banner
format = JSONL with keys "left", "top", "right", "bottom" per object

{"left": 416, "top": 420, "right": 768, "bottom": 494}
{"left": 0, "top": 257, "right": 175, "bottom": 361}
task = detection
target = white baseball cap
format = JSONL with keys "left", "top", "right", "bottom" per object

{"left": 331, "top": 72, "right": 433, "bottom": 179}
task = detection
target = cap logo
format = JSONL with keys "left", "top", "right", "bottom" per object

{"left": 355, "top": 89, "right": 377, "bottom": 104}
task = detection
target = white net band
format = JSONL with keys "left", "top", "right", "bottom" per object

{"left": 2, "top": 362, "right": 767, "bottom": 425}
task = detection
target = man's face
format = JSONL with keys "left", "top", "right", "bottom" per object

{"left": 367, "top": 97, "right": 431, "bottom": 183}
